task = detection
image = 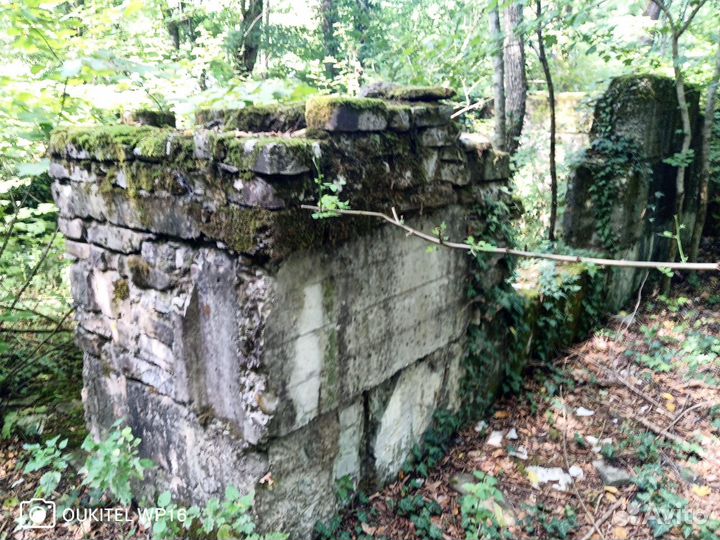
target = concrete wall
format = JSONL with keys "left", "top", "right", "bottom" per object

{"left": 563, "top": 75, "right": 702, "bottom": 309}
{"left": 49, "top": 88, "right": 510, "bottom": 538}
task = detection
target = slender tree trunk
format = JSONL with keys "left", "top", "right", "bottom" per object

{"left": 644, "top": 1, "right": 661, "bottom": 19}
{"left": 503, "top": 2, "right": 527, "bottom": 154}
{"left": 689, "top": 37, "right": 720, "bottom": 261}
{"left": 535, "top": 0, "right": 558, "bottom": 242}
{"left": 664, "top": 33, "right": 693, "bottom": 290}
{"left": 653, "top": 0, "right": 708, "bottom": 291}
{"left": 236, "top": 0, "right": 263, "bottom": 75}
{"left": 320, "top": 0, "right": 339, "bottom": 79}
{"left": 489, "top": 6, "right": 506, "bottom": 151}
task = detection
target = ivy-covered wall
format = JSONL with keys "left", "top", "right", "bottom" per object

{"left": 564, "top": 74, "right": 703, "bottom": 309}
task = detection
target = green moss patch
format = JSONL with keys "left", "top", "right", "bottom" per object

{"left": 305, "top": 96, "right": 388, "bottom": 131}
{"left": 127, "top": 109, "right": 176, "bottom": 128}
{"left": 386, "top": 86, "right": 456, "bottom": 102}
{"left": 49, "top": 125, "right": 172, "bottom": 162}
{"left": 213, "top": 135, "right": 319, "bottom": 175}
{"left": 196, "top": 102, "right": 306, "bottom": 132}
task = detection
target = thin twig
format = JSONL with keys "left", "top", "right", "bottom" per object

{"left": 617, "top": 410, "right": 720, "bottom": 466}
{"left": 578, "top": 500, "right": 624, "bottom": 540}
{"left": 587, "top": 357, "right": 674, "bottom": 420}
{"left": 561, "top": 387, "right": 606, "bottom": 540}
{"left": 0, "top": 327, "right": 72, "bottom": 334}
{"left": 0, "top": 224, "right": 60, "bottom": 331}
{"left": 300, "top": 205, "right": 720, "bottom": 271}
{"left": 0, "top": 189, "right": 31, "bottom": 265}
{"left": 662, "top": 400, "right": 715, "bottom": 435}
{"left": 451, "top": 98, "right": 491, "bottom": 119}
{"left": 0, "top": 303, "right": 62, "bottom": 326}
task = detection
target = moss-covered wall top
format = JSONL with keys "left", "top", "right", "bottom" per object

{"left": 50, "top": 87, "right": 509, "bottom": 264}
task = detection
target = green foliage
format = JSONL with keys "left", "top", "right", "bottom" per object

{"left": 460, "top": 472, "right": 511, "bottom": 540}
{"left": 584, "top": 134, "right": 651, "bottom": 251}
{"left": 463, "top": 192, "right": 529, "bottom": 414}
{"left": 631, "top": 432, "right": 664, "bottom": 463}
{"left": 521, "top": 504, "right": 578, "bottom": 539}
{"left": 80, "top": 421, "right": 154, "bottom": 506}
{"left": 402, "top": 409, "right": 461, "bottom": 479}
{"left": 311, "top": 157, "right": 351, "bottom": 219}
{"left": 23, "top": 435, "right": 69, "bottom": 497}
{"left": 633, "top": 464, "right": 696, "bottom": 538}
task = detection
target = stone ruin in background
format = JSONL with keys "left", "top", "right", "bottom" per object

{"left": 49, "top": 86, "right": 511, "bottom": 537}
{"left": 563, "top": 74, "right": 702, "bottom": 308}
{"left": 49, "top": 75, "right": 703, "bottom": 538}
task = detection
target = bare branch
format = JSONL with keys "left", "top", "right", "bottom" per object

{"left": 300, "top": 205, "right": 720, "bottom": 271}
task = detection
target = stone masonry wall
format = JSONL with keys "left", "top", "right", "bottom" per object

{"left": 49, "top": 88, "right": 510, "bottom": 538}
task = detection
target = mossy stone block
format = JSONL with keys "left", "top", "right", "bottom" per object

{"left": 49, "top": 125, "right": 172, "bottom": 162}
{"left": 125, "top": 109, "right": 176, "bottom": 128}
{"left": 305, "top": 96, "right": 388, "bottom": 132}
{"left": 387, "top": 105, "right": 411, "bottom": 131}
{"left": 411, "top": 104, "right": 454, "bottom": 127}
{"left": 217, "top": 136, "right": 320, "bottom": 175}
{"left": 386, "top": 85, "right": 456, "bottom": 102}
{"left": 196, "top": 103, "right": 306, "bottom": 132}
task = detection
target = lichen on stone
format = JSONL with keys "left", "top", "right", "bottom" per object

{"left": 214, "top": 134, "right": 320, "bottom": 175}
{"left": 113, "top": 279, "right": 130, "bottom": 302}
{"left": 200, "top": 206, "right": 276, "bottom": 255}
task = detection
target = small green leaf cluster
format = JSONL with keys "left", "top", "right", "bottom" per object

{"left": 80, "top": 421, "right": 154, "bottom": 506}
{"left": 633, "top": 464, "right": 696, "bottom": 538}
{"left": 394, "top": 493, "right": 443, "bottom": 540}
{"left": 151, "top": 486, "right": 287, "bottom": 540}
{"left": 311, "top": 158, "right": 351, "bottom": 219}
{"left": 313, "top": 476, "right": 377, "bottom": 540}
{"left": 460, "top": 472, "right": 512, "bottom": 540}
{"left": 586, "top": 134, "right": 651, "bottom": 251}
{"left": 23, "top": 435, "right": 69, "bottom": 497}
{"left": 520, "top": 504, "right": 578, "bottom": 539}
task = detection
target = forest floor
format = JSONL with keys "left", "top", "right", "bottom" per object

{"left": 2, "top": 251, "right": 720, "bottom": 539}
{"left": 335, "top": 252, "right": 720, "bottom": 539}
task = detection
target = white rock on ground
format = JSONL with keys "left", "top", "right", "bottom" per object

{"left": 592, "top": 459, "right": 633, "bottom": 486}
{"left": 486, "top": 430, "right": 505, "bottom": 447}
{"left": 527, "top": 466, "right": 574, "bottom": 491}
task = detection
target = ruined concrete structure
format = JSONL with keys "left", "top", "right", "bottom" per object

{"left": 564, "top": 75, "right": 702, "bottom": 308}
{"left": 49, "top": 88, "right": 510, "bottom": 537}
{"left": 50, "top": 75, "right": 699, "bottom": 537}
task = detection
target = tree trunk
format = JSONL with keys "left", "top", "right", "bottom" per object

{"left": 354, "top": 0, "right": 374, "bottom": 83}
{"left": 320, "top": 0, "right": 339, "bottom": 79}
{"left": 664, "top": 33, "right": 693, "bottom": 288}
{"left": 535, "top": 0, "right": 557, "bottom": 242}
{"left": 489, "top": 6, "right": 506, "bottom": 151}
{"left": 237, "top": 0, "right": 263, "bottom": 75}
{"left": 689, "top": 37, "right": 720, "bottom": 261}
{"left": 503, "top": 2, "right": 527, "bottom": 154}
{"left": 644, "top": 1, "right": 661, "bottom": 19}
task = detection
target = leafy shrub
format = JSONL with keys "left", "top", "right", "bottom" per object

{"left": 151, "top": 486, "right": 287, "bottom": 540}
{"left": 23, "top": 435, "right": 69, "bottom": 496}
{"left": 460, "top": 471, "right": 512, "bottom": 540}
{"left": 80, "top": 421, "right": 154, "bottom": 506}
